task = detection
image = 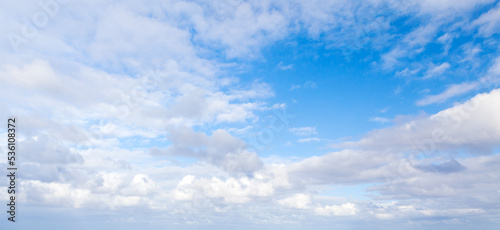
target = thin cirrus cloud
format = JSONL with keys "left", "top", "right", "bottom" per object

{"left": 423, "top": 62, "right": 451, "bottom": 79}
{"left": 416, "top": 81, "right": 479, "bottom": 106}
{"left": 416, "top": 56, "right": 500, "bottom": 106}
{"left": 288, "top": 126, "right": 317, "bottom": 136}
{"left": 342, "top": 89, "right": 500, "bottom": 153}
{"left": 472, "top": 1, "right": 500, "bottom": 36}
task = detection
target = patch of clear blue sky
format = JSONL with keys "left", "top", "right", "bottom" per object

{"left": 232, "top": 39, "right": 421, "bottom": 157}
{"left": 223, "top": 11, "right": 497, "bottom": 157}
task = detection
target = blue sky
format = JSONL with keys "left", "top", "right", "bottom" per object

{"left": 1, "top": 0, "right": 500, "bottom": 229}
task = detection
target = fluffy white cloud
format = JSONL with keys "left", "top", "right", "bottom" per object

{"left": 173, "top": 175, "right": 275, "bottom": 204}
{"left": 379, "top": 0, "right": 494, "bottom": 72}
{"left": 189, "top": 1, "right": 291, "bottom": 58}
{"left": 288, "top": 126, "right": 317, "bottom": 136}
{"left": 343, "top": 89, "right": 500, "bottom": 154}
{"left": 277, "top": 193, "right": 311, "bottom": 209}
{"left": 315, "top": 203, "right": 358, "bottom": 216}
{"left": 288, "top": 149, "right": 398, "bottom": 185}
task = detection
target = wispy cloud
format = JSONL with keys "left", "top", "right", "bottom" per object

{"left": 297, "top": 137, "right": 321, "bottom": 143}
{"left": 289, "top": 81, "right": 317, "bottom": 91}
{"left": 276, "top": 61, "right": 294, "bottom": 70}
{"left": 416, "top": 82, "right": 478, "bottom": 106}
{"left": 370, "top": 117, "right": 391, "bottom": 123}
{"left": 289, "top": 126, "right": 317, "bottom": 136}
{"left": 472, "top": 1, "right": 500, "bottom": 37}
{"left": 423, "top": 62, "right": 450, "bottom": 79}
{"left": 2, "top": 0, "right": 500, "bottom": 228}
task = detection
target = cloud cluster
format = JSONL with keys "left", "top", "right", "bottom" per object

{"left": 151, "top": 127, "right": 263, "bottom": 174}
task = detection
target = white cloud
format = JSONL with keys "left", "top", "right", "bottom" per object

{"left": 304, "top": 81, "right": 317, "bottom": 89}
{"left": 437, "top": 32, "right": 454, "bottom": 44}
{"left": 437, "top": 32, "right": 455, "bottom": 54}
{"left": 21, "top": 180, "right": 92, "bottom": 208}
{"left": 151, "top": 127, "right": 263, "bottom": 173}
{"left": 379, "top": 107, "right": 390, "bottom": 113}
{"left": 382, "top": 47, "right": 407, "bottom": 69}
{"left": 473, "top": 2, "right": 500, "bottom": 36}
{"left": 410, "top": 0, "right": 494, "bottom": 13}
{"left": 289, "top": 127, "right": 317, "bottom": 136}
{"left": 86, "top": 6, "right": 196, "bottom": 72}
{"left": 173, "top": 175, "right": 198, "bottom": 201}
{"left": 1, "top": 0, "right": 500, "bottom": 227}
{"left": 423, "top": 62, "right": 450, "bottom": 79}
{"left": 416, "top": 82, "right": 478, "bottom": 106}
{"left": 20, "top": 178, "right": 158, "bottom": 210}
{"left": 370, "top": 117, "right": 391, "bottom": 123}
{"left": 297, "top": 137, "right": 321, "bottom": 143}
{"left": 122, "top": 174, "right": 158, "bottom": 196}
{"left": 277, "top": 193, "right": 312, "bottom": 209}
{"left": 395, "top": 67, "right": 421, "bottom": 78}
{"left": 21, "top": 134, "right": 83, "bottom": 165}
{"left": 487, "top": 56, "right": 500, "bottom": 77}
{"left": 378, "top": 0, "right": 494, "bottom": 73}
{"left": 288, "top": 149, "right": 397, "bottom": 184}
{"left": 459, "top": 42, "right": 482, "bottom": 65}
{"left": 290, "top": 81, "right": 317, "bottom": 91}
{"left": 372, "top": 155, "right": 500, "bottom": 212}
{"left": 403, "top": 23, "right": 439, "bottom": 49}
{"left": 416, "top": 55, "right": 500, "bottom": 106}
{"left": 277, "top": 61, "right": 293, "bottom": 70}
{"left": 173, "top": 175, "right": 275, "bottom": 204}
{"left": 343, "top": 89, "right": 500, "bottom": 154}
{"left": 190, "top": 1, "right": 291, "bottom": 59}
{"left": 315, "top": 203, "right": 358, "bottom": 216}
{"left": 374, "top": 213, "right": 394, "bottom": 220}
{"left": 289, "top": 84, "right": 301, "bottom": 91}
